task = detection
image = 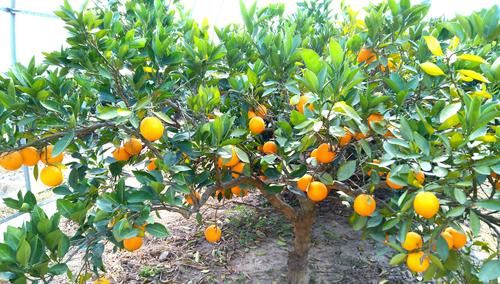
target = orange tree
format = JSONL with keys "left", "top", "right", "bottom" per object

{"left": 0, "top": 0, "right": 499, "bottom": 283}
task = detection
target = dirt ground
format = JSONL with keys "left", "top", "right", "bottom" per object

{"left": 59, "top": 194, "right": 415, "bottom": 284}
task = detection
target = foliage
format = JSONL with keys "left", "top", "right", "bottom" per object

{"left": 0, "top": 0, "right": 499, "bottom": 283}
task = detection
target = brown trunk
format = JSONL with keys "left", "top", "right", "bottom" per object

{"left": 287, "top": 202, "right": 315, "bottom": 284}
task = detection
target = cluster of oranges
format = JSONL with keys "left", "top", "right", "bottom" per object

{"left": 357, "top": 47, "right": 397, "bottom": 72}
{"left": 297, "top": 174, "right": 328, "bottom": 202}
{"left": 0, "top": 145, "right": 64, "bottom": 187}
{"left": 248, "top": 104, "right": 267, "bottom": 135}
{"left": 402, "top": 228, "right": 466, "bottom": 273}
{"left": 122, "top": 223, "right": 147, "bottom": 252}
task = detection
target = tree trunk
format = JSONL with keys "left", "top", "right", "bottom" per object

{"left": 287, "top": 202, "right": 315, "bottom": 284}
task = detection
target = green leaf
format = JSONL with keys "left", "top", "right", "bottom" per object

{"left": 303, "top": 69, "right": 319, "bottom": 93}
{"left": 16, "top": 239, "right": 31, "bottom": 267}
{"left": 146, "top": 223, "right": 170, "bottom": 238}
{"left": 429, "top": 254, "right": 445, "bottom": 271}
{"left": 337, "top": 160, "right": 357, "bottom": 181}
{"left": 48, "top": 263, "right": 68, "bottom": 275}
{"left": 329, "top": 39, "right": 344, "bottom": 68}
{"left": 389, "top": 253, "right": 407, "bottom": 266}
{"left": 439, "top": 102, "right": 461, "bottom": 123}
{"left": 301, "top": 49, "right": 323, "bottom": 73}
{"left": 52, "top": 131, "right": 75, "bottom": 156}
{"left": 478, "top": 260, "right": 500, "bottom": 282}
{"left": 0, "top": 244, "right": 16, "bottom": 263}
{"left": 446, "top": 206, "right": 465, "bottom": 217}
{"left": 475, "top": 200, "right": 500, "bottom": 211}
{"left": 436, "top": 236, "right": 449, "bottom": 260}
{"left": 469, "top": 210, "right": 480, "bottom": 236}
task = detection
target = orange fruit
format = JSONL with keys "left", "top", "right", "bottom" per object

{"left": 357, "top": 48, "right": 376, "bottom": 64}
{"left": 402, "top": 232, "right": 423, "bottom": 251}
{"left": 380, "top": 60, "right": 396, "bottom": 72}
{"left": 310, "top": 149, "right": 318, "bottom": 158}
{"left": 297, "top": 174, "right": 313, "bottom": 192}
{"left": 185, "top": 191, "right": 201, "bottom": 205}
{"left": 93, "top": 277, "right": 110, "bottom": 284}
{"left": 0, "top": 151, "right": 24, "bottom": 171}
{"left": 248, "top": 110, "right": 256, "bottom": 119}
{"left": 40, "top": 166, "right": 63, "bottom": 187}
{"left": 353, "top": 194, "right": 376, "bottom": 216}
{"left": 20, "top": 147, "right": 39, "bottom": 166}
{"left": 147, "top": 158, "right": 157, "bottom": 171}
{"left": 440, "top": 231, "right": 454, "bottom": 249}
{"left": 491, "top": 172, "right": 498, "bottom": 179}
{"left": 112, "top": 147, "right": 130, "bottom": 161}
{"left": 249, "top": 117, "right": 265, "bottom": 135}
{"left": 123, "top": 236, "right": 143, "bottom": 252}
{"left": 231, "top": 186, "right": 244, "bottom": 196}
{"left": 414, "top": 171, "right": 425, "bottom": 184}
{"left": 406, "top": 251, "right": 429, "bottom": 273}
{"left": 140, "top": 116, "right": 164, "bottom": 142}
{"left": 315, "top": 143, "right": 336, "bottom": 163}
{"left": 354, "top": 132, "right": 368, "bottom": 140}
{"left": 297, "top": 95, "right": 314, "bottom": 113}
{"left": 262, "top": 141, "right": 278, "bottom": 154}
{"left": 367, "top": 159, "right": 383, "bottom": 176}
{"left": 384, "top": 125, "right": 396, "bottom": 138}
{"left": 204, "top": 225, "right": 222, "bottom": 243}
{"left": 231, "top": 162, "right": 245, "bottom": 178}
{"left": 40, "top": 145, "right": 64, "bottom": 164}
{"left": 124, "top": 138, "right": 143, "bottom": 155}
{"left": 255, "top": 104, "right": 267, "bottom": 118}
{"left": 386, "top": 172, "right": 404, "bottom": 190}
{"left": 413, "top": 191, "right": 440, "bottom": 219}
{"left": 496, "top": 180, "right": 500, "bottom": 191}
{"left": 221, "top": 146, "right": 240, "bottom": 167}
{"left": 338, "top": 127, "right": 352, "bottom": 146}
{"left": 367, "top": 113, "right": 383, "bottom": 130}
{"left": 307, "top": 181, "right": 328, "bottom": 202}
{"left": 445, "top": 227, "right": 467, "bottom": 249}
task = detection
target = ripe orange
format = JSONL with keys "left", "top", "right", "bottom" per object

{"left": 353, "top": 194, "right": 376, "bottom": 216}
{"left": 140, "top": 116, "right": 164, "bottom": 142}
{"left": 315, "top": 143, "right": 336, "bottom": 163}
{"left": 40, "top": 166, "right": 63, "bottom": 187}
{"left": 413, "top": 191, "right": 440, "bottom": 219}
{"left": 297, "top": 95, "right": 314, "bottom": 113}
{"left": 255, "top": 104, "right": 267, "bottom": 118}
{"left": 40, "top": 145, "right": 64, "bottom": 164}
{"left": 380, "top": 60, "right": 396, "bottom": 72}
{"left": 354, "top": 132, "right": 368, "bottom": 140}
{"left": 367, "top": 113, "right": 384, "bottom": 130}
{"left": 414, "top": 171, "right": 425, "bottom": 184}
{"left": 221, "top": 146, "right": 240, "bottom": 167}
{"left": 262, "top": 141, "right": 278, "bottom": 154}
{"left": 445, "top": 227, "right": 467, "bottom": 249}
{"left": 231, "top": 186, "right": 244, "bottom": 196}
{"left": 124, "top": 138, "right": 143, "bottom": 155}
{"left": 147, "top": 158, "right": 157, "bottom": 171}
{"left": 204, "top": 225, "right": 222, "bottom": 243}
{"left": 185, "top": 191, "right": 201, "bottom": 205}
{"left": 307, "top": 181, "right": 328, "bottom": 202}
{"left": 384, "top": 125, "right": 396, "bottom": 138}
{"left": 231, "top": 162, "right": 245, "bottom": 178}
{"left": 338, "top": 127, "right": 352, "bottom": 146}
{"left": 496, "top": 180, "right": 500, "bottom": 191}
{"left": 310, "top": 149, "right": 318, "bottom": 158}
{"left": 0, "top": 151, "right": 24, "bottom": 171}
{"left": 123, "top": 236, "right": 143, "bottom": 252}
{"left": 20, "top": 147, "right": 39, "bottom": 166}
{"left": 93, "top": 277, "right": 110, "bottom": 284}
{"left": 491, "top": 172, "right": 498, "bottom": 179}
{"left": 248, "top": 110, "right": 256, "bottom": 119}
{"left": 386, "top": 172, "right": 404, "bottom": 190}
{"left": 367, "top": 159, "right": 383, "bottom": 176}
{"left": 440, "top": 231, "right": 454, "bottom": 249}
{"left": 406, "top": 251, "right": 429, "bottom": 273}
{"left": 112, "top": 147, "right": 130, "bottom": 161}
{"left": 402, "top": 232, "right": 423, "bottom": 251}
{"left": 249, "top": 117, "right": 265, "bottom": 135}
{"left": 297, "top": 174, "right": 313, "bottom": 191}
{"left": 357, "top": 48, "right": 376, "bottom": 64}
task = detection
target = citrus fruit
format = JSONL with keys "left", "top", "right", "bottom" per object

{"left": 124, "top": 138, "right": 143, "bottom": 155}
{"left": 147, "top": 158, "right": 157, "bottom": 171}
{"left": 249, "top": 117, "right": 265, "bottom": 135}
{"left": 406, "top": 251, "right": 429, "bottom": 273}
{"left": 255, "top": 104, "right": 267, "bottom": 118}
{"left": 413, "top": 191, "right": 440, "bottom": 219}
{"left": 247, "top": 110, "right": 256, "bottom": 119}
{"left": 297, "top": 95, "right": 314, "bottom": 113}
{"left": 185, "top": 191, "right": 201, "bottom": 205}
{"left": 231, "top": 162, "right": 245, "bottom": 178}
{"left": 402, "top": 232, "right": 423, "bottom": 251}
{"left": 40, "top": 165, "right": 63, "bottom": 187}
{"left": 367, "top": 159, "right": 383, "bottom": 176}
{"left": 338, "top": 127, "right": 352, "bottom": 146}
{"left": 204, "top": 225, "right": 222, "bottom": 243}
{"left": 0, "top": 151, "right": 23, "bottom": 171}
{"left": 367, "top": 113, "right": 383, "bottom": 130}
{"left": 354, "top": 132, "right": 368, "bottom": 140}
{"left": 221, "top": 146, "right": 240, "bottom": 167}
{"left": 315, "top": 143, "right": 336, "bottom": 163}
{"left": 262, "top": 141, "right": 278, "bottom": 154}
{"left": 123, "top": 236, "right": 143, "bottom": 252}
{"left": 112, "top": 147, "right": 130, "bottom": 161}
{"left": 40, "top": 145, "right": 64, "bottom": 164}
{"left": 307, "top": 181, "right": 328, "bottom": 202}
{"left": 353, "top": 194, "right": 376, "bottom": 216}
{"left": 357, "top": 48, "right": 376, "bottom": 64}
{"left": 386, "top": 172, "right": 404, "bottom": 190}
{"left": 414, "top": 171, "right": 425, "bottom": 185}
{"left": 93, "top": 277, "right": 110, "bottom": 284}
{"left": 140, "top": 116, "right": 164, "bottom": 142}
{"left": 440, "top": 231, "right": 454, "bottom": 249}
{"left": 445, "top": 227, "right": 467, "bottom": 249}
{"left": 310, "top": 149, "right": 318, "bottom": 158}
{"left": 231, "top": 186, "right": 244, "bottom": 196}
{"left": 297, "top": 174, "right": 313, "bottom": 192}
{"left": 20, "top": 147, "right": 39, "bottom": 166}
